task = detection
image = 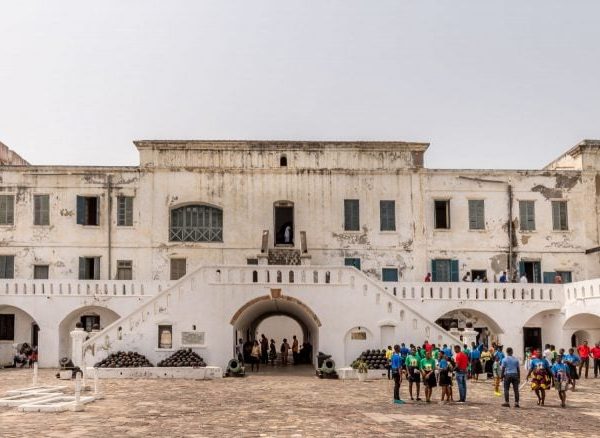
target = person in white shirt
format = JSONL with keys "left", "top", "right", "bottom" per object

{"left": 520, "top": 275, "right": 528, "bottom": 284}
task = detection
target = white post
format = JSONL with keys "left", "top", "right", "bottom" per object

{"left": 93, "top": 368, "right": 104, "bottom": 399}
{"left": 32, "top": 362, "right": 38, "bottom": 386}
{"left": 70, "top": 325, "right": 88, "bottom": 369}
{"left": 72, "top": 372, "right": 84, "bottom": 412}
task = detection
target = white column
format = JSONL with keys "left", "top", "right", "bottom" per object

{"left": 70, "top": 326, "right": 88, "bottom": 368}
{"left": 462, "top": 328, "right": 478, "bottom": 348}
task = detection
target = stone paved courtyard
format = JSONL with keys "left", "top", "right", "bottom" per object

{"left": 1, "top": 367, "right": 600, "bottom": 437}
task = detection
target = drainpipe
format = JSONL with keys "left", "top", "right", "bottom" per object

{"left": 107, "top": 175, "right": 113, "bottom": 280}
{"left": 507, "top": 184, "right": 513, "bottom": 280}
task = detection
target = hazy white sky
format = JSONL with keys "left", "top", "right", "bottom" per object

{"left": 1, "top": 1, "right": 599, "bottom": 168}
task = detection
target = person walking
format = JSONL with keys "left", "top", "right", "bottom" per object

{"left": 280, "top": 338, "right": 290, "bottom": 366}
{"left": 391, "top": 345, "right": 405, "bottom": 404}
{"left": 501, "top": 347, "right": 520, "bottom": 408}
{"left": 269, "top": 339, "right": 277, "bottom": 366}
{"left": 492, "top": 355, "right": 502, "bottom": 396}
{"left": 563, "top": 348, "right": 580, "bottom": 390}
{"left": 260, "top": 334, "right": 269, "bottom": 365}
{"left": 551, "top": 355, "right": 569, "bottom": 408}
{"left": 292, "top": 335, "right": 299, "bottom": 364}
{"left": 577, "top": 340, "right": 591, "bottom": 379}
{"left": 591, "top": 342, "right": 600, "bottom": 378}
{"left": 250, "top": 340, "right": 261, "bottom": 372}
{"left": 527, "top": 352, "right": 551, "bottom": 406}
{"left": 454, "top": 345, "right": 469, "bottom": 402}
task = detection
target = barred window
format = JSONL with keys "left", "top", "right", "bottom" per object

{"left": 170, "top": 205, "right": 223, "bottom": 242}
{"left": 380, "top": 200, "right": 396, "bottom": 231}
{"left": 117, "top": 196, "right": 133, "bottom": 226}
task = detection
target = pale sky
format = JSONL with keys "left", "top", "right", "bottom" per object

{"left": 1, "top": 1, "right": 599, "bottom": 169}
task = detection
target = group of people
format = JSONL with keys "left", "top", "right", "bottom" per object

{"left": 236, "top": 335, "right": 313, "bottom": 371}
{"left": 423, "top": 271, "right": 565, "bottom": 284}
{"left": 11, "top": 343, "right": 38, "bottom": 368}
{"left": 386, "top": 339, "right": 598, "bottom": 409}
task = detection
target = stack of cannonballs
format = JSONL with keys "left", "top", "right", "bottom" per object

{"left": 352, "top": 349, "right": 388, "bottom": 370}
{"left": 94, "top": 351, "right": 154, "bottom": 368}
{"left": 157, "top": 348, "right": 207, "bottom": 367}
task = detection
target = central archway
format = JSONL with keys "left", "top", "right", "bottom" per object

{"left": 230, "top": 294, "right": 320, "bottom": 369}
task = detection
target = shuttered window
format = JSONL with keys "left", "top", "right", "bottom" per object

{"left": 117, "top": 196, "right": 133, "bottom": 226}
{"left": 33, "top": 195, "right": 50, "bottom": 226}
{"left": 344, "top": 199, "right": 360, "bottom": 231}
{"left": 170, "top": 258, "right": 187, "bottom": 280}
{"left": 76, "top": 196, "right": 99, "bottom": 226}
{"left": 552, "top": 201, "right": 568, "bottom": 231}
{"left": 431, "top": 259, "right": 459, "bottom": 282}
{"left": 380, "top": 200, "right": 396, "bottom": 231}
{"left": 519, "top": 201, "right": 536, "bottom": 231}
{"left": 0, "top": 256, "right": 15, "bottom": 279}
{"left": 468, "top": 200, "right": 485, "bottom": 230}
{"left": 382, "top": 268, "right": 398, "bottom": 282}
{"left": 79, "top": 257, "right": 100, "bottom": 280}
{"left": 344, "top": 258, "right": 361, "bottom": 270}
{"left": 116, "top": 260, "right": 133, "bottom": 280}
{"left": 170, "top": 205, "right": 223, "bottom": 242}
{"left": 33, "top": 265, "right": 49, "bottom": 279}
{"left": 0, "top": 195, "right": 14, "bottom": 225}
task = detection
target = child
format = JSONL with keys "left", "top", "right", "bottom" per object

{"left": 438, "top": 352, "right": 452, "bottom": 403}
{"left": 492, "top": 355, "right": 501, "bottom": 396}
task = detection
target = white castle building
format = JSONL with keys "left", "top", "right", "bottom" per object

{"left": 0, "top": 139, "right": 600, "bottom": 369}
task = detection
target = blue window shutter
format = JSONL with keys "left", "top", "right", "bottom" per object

{"left": 543, "top": 272, "right": 555, "bottom": 284}
{"left": 78, "top": 257, "right": 85, "bottom": 280}
{"left": 450, "top": 260, "right": 459, "bottom": 282}
{"left": 518, "top": 261, "right": 525, "bottom": 278}
{"left": 76, "top": 196, "right": 85, "bottom": 225}
{"left": 431, "top": 260, "right": 438, "bottom": 282}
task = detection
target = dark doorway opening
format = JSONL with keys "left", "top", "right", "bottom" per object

{"left": 520, "top": 261, "right": 541, "bottom": 283}
{"left": 523, "top": 327, "right": 542, "bottom": 355}
{"left": 471, "top": 270, "right": 487, "bottom": 282}
{"left": 274, "top": 204, "right": 294, "bottom": 246}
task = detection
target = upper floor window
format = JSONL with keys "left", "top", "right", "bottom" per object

{"left": 33, "top": 195, "right": 50, "bottom": 226}
{"left": 280, "top": 155, "right": 288, "bottom": 167}
{"left": 434, "top": 200, "right": 450, "bottom": 229}
{"left": 519, "top": 200, "right": 535, "bottom": 231}
{"left": 170, "top": 205, "right": 223, "bottom": 242}
{"left": 380, "top": 200, "right": 396, "bottom": 231}
{"left": 344, "top": 199, "right": 360, "bottom": 231}
{"left": 116, "top": 260, "right": 133, "bottom": 280}
{"left": 170, "top": 258, "right": 187, "bottom": 280}
{"left": 344, "top": 257, "right": 361, "bottom": 270}
{"left": 117, "top": 196, "right": 133, "bottom": 226}
{"left": 76, "top": 196, "right": 99, "bottom": 226}
{"left": 0, "top": 195, "right": 14, "bottom": 226}
{"left": 79, "top": 256, "right": 100, "bottom": 280}
{"left": 552, "top": 201, "right": 568, "bottom": 231}
{"left": 468, "top": 200, "right": 485, "bottom": 230}
{"left": 0, "top": 255, "right": 14, "bottom": 279}
{"left": 382, "top": 268, "right": 399, "bottom": 282}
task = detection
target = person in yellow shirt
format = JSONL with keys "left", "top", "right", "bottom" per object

{"left": 385, "top": 346, "right": 394, "bottom": 380}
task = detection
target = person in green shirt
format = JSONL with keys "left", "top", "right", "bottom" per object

{"left": 420, "top": 351, "right": 437, "bottom": 403}
{"left": 406, "top": 348, "right": 422, "bottom": 401}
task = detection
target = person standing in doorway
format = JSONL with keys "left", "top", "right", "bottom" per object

{"left": 284, "top": 225, "right": 292, "bottom": 244}
{"left": 251, "top": 340, "right": 261, "bottom": 372}
{"left": 280, "top": 338, "right": 290, "bottom": 366}
{"left": 292, "top": 335, "right": 299, "bottom": 364}
{"left": 577, "top": 340, "right": 590, "bottom": 379}
{"left": 391, "top": 345, "right": 405, "bottom": 404}
{"left": 591, "top": 342, "right": 600, "bottom": 378}
{"left": 454, "top": 345, "right": 469, "bottom": 402}
{"left": 501, "top": 347, "right": 520, "bottom": 408}
{"left": 519, "top": 274, "right": 528, "bottom": 284}
{"left": 260, "top": 334, "right": 269, "bottom": 365}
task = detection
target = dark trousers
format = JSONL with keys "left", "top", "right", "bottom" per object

{"left": 580, "top": 358, "right": 589, "bottom": 378}
{"left": 456, "top": 371, "right": 467, "bottom": 401}
{"left": 594, "top": 359, "right": 600, "bottom": 377}
{"left": 393, "top": 372, "right": 401, "bottom": 400}
{"left": 504, "top": 374, "right": 520, "bottom": 404}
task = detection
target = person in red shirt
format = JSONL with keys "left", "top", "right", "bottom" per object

{"left": 578, "top": 341, "right": 591, "bottom": 379}
{"left": 454, "top": 345, "right": 469, "bottom": 402}
{"left": 591, "top": 342, "right": 600, "bottom": 378}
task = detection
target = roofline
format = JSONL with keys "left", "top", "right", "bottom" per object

{"left": 543, "top": 139, "right": 600, "bottom": 169}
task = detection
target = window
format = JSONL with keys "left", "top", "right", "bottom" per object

{"left": 552, "top": 201, "right": 568, "bottom": 231}
{"left": 158, "top": 325, "right": 173, "bottom": 349}
{"left": 170, "top": 258, "right": 187, "bottom": 280}
{"left": 344, "top": 257, "right": 361, "bottom": 270}
{"left": 0, "top": 256, "right": 15, "bottom": 279}
{"left": 33, "top": 195, "right": 50, "bottom": 226}
{"left": 80, "top": 315, "right": 100, "bottom": 332}
{"left": 117, "top": 196, "right": 133, "bottom": 226}
{"left": 434, "top": 200, "right": 450, "bottom": 229}
{"left": 556, "top": 271, "right": 572, "bottom": 283}
{"left": 78, "top": 257, "right": 100, "bottom": 280}
{"left": 468, "top": 200, "right": 485, "bottom": 230}
{"left": 344, "top": 199, "right": 359, "bottom": 231}
{"left": 380, "top": 200, "right": 396, "bottom": 231}
{"left": 116, "top": 260, "right": 132, "bottom": 280}
{"left": 431, "top": 259, "right": 459, "bottom": 282}
{"left": 170, "top": 205, "right": 223, "bottom": 242}
{"left": 519, "top": 200, "right": 535, "bottom": 231}
{"left": 246, "top": 258, "right": 258, "bottom": 265}
{"left": 382, "top": 268, "right": 399, "bottom": 282}
{"left": 33, "top": 265, "right": 49, "bottom": 279}
{"left": 280, "top": 155, "right": 287, "bottom": 167}
{"left": 0, "top": 314, "right": 15, "bottom": 341}
{"left": 76, "top": 196, "right": 99, "bottom": 226}
{"left": 0, "top": 195, "right": 14, "bottom": 225}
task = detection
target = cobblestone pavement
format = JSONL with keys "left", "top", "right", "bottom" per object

{"left": 1, "top": 367, "right": 600, "bottom": 437}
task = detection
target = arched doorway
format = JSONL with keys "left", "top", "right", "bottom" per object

{"left": 564, "top": 313, "right": 600, "bottom": 348}
{"left": 0, "top": 305, "right": 38, "bottom": 366}
{"left": 58, "top": 306, "right": 120, "bottom": 361}
{"left": 230, "top": 294, "right": 320, "bottom": 369}
{"left": 435, "top": 308, "right": 503, "bottom": 346}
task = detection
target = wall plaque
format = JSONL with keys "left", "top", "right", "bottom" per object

{"left": 182, "top": 331, "right": 205, "bottom": 346}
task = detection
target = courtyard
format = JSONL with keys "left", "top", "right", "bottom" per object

{"left": 0, "top": 368, "right": 599, "bottom": 437}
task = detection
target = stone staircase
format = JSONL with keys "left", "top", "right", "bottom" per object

{"left": 268, "top": 248, "right": 301, "bottom": 265}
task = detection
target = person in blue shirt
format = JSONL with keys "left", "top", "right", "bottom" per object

{"left": 391, "top": 344, "right": 405, "bottom": 404}
{"left": 438, "top": 351, "right": 452, "bottom": 403}
{"left": 563, "top": 348, "right": 580, "bottom": 391}
{"left": 400, "top": 343, "right": 410, "bottom": 358}
{"left": 551, "top": 355, "right": 569, "bottom": 408}
{"left": 470, "top": 342, "right": 483, "bottom": 380}
{"left": 443, "top": 344, "right": 453, "bottom": 360}
{"left": 495, "top": 346, "right": 505, "bottom": 363}
{"left": 500, "top": 347, "right": 520, "bottom": 408}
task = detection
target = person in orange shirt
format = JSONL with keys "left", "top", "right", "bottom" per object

{"left": 578, "top": 340, "right": 591, "bottom": 379}
{"left": 591, "top": 342, "right": 600, "bottom": 378}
